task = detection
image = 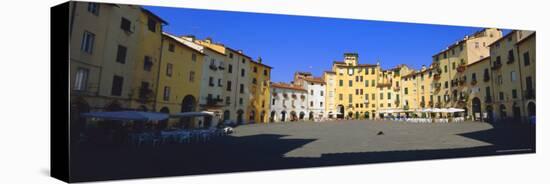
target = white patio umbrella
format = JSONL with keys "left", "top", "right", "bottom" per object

{"left": 171, "top": 111, "right": 215, "bottom": 118}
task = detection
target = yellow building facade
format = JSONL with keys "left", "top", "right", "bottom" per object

{"left": 488, "top": 30, "right": 535, "bottom": 122}
{"left": 330, "top": 53, "right": 380, "bottom": 119}
{"left": 465, "top": 56, "right": 493, "bottom": 121}
{"left": 128, "top": 9, "right": 167, "bottom": 112}
{"left": 431, "top": 28, "right": 502, "bottom": 111}
{"left": 248, "top": 59, "right": 272, "bottom": 123}
{"left": 155, "top": 33, "right": 204, "bottom": 127}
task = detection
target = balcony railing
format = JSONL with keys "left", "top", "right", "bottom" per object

{"left": 209, "top": 64, "right": 218, "bottom": 71}
{"left": 434, "top": 73, "right": 441, "bottom": 80}
{"left": 457, "top": 65, "right": 466, "bottom": 73}
{"left": 483, "top": 73, "right": 490, "bottom": 82}
{"left": 206, "top": 96, "right": 223, "bottom": 106}
{"left": 491, "top": 61, "right": 502, "bottom": 70}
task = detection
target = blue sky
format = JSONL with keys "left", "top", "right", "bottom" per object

{"left": 145, "top": 6, "right": 506, "bottom": 83}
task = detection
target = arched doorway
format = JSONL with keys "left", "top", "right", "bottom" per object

{"left": 309, "top": 112, "right": 314, "bottom": 120}
{"left": 181, "top": 95, "right": 196, "bottom": 128}
{"left": 260, "top": 111, "right": 265, "bottom": 123}
{"left": 347, "top": 112, "right": 353, "bottom": 119}
{"left": 281, "top": 111, "right": 287, "bottom": 122}
{"left": 364, "top": 111, "right": 370, "bottom": 119}
{"left": 249, "top": 110, "right": 256, "bottom": 123}
{"left": 223, "top": 110, "right": 230, "bottom": 121}
{"left": 290, "top": 111, "right": 297, "bottom": 121}
{"left": 270, "top": 111, "right": 276, "bottom": 122}
{"left": 299, "top": 111, "right": 305, "bottom": 120}
{"left": 337, "top": 105, "right": 344, "bottom": 119}
{"left": 237, "top": 109, "right": 244, "bottom": 124}
{"left": 527, "top": 102, "right": 536, "bottom": 117}
{"left": 499, "top": 104, "right": 507, "bottom": 120}
{"left": 159, "top": 107, "right": 170, "bottom": 129}
{"left": 512, "top": 103, "right": 521, "bottom": 122}
{"left": 355, "top": 112, "right": 360, "bottom": 119}
{"left": 472, "top": 97, "right": 481, "bottom": 121}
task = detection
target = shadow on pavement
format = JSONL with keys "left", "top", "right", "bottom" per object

{"left": 70, "top": 123, "right": 535, "bottom": 182}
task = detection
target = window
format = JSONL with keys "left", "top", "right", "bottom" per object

{"left": 310, "top": 101, "right": 314, "bottom": 107}
{"left": 365, "top": 80, "right": 369, "bottom": 87}
{"left": 404, "top": 88, "right": 408, "bottom": 95}
{"left": 511, "top": 71, "right": 517, "bottom": 81}
{"left": 380, "top": 93, "right": 384, "bottom": 100}
{"left": 264, "top": 69, "right": 268, "bottom": 76}
{"left": 166, "top": 63, "right": 173, "bottom": 77}
{"left": 475, "top": 42, "right": 479, "bottom": 48}
{"left": 191, "top": 53, "right": 197, "bottom": 61}
{"left": 349, "top": 80, "right": 353, "bottom": 87}
{"left": 209, "top": 77, "right": 214, "bottom": 86}
{"left": 168, "top": 43, "right": 175, "bottom": 52}
{"left": 472, "top": 73, "right": 477, "bottom": 81}
{"left": 508, "top": 50, "right": 514, "bottom": 62}
{"left": 240, "top": 84, "right": 244, "bottom": 93}
{"left": 310, "top": 90, "right": 314, "bottom": 95}
{"left": 111, "top": 75, "right": 123, "bottom": 96}
{"left": 120, "top": 17, "right": 131, "bottom": 32}
{"left": 239, "top": 98, "right": 243, "bottom": 105}
{"left": 115, "top": 45, "right": 127, "bottom": 64}
{"left": 218, "top": 79, "right": 222, "bottom": 87}
{"left": 371, "top": 80, "right": 375, "bottom": 86}
{"left": 339, "top": 94, "right": 343, "bottom": 100}
{"left": 523, "top": 52, "right": 530, "bottom": 66}
{"left": 87, "top": 2, "right": 99, "bottom": 15}
{"left": 143, "top": 56, "right": 153, "bottom": 71}
{"left": 372, "top": 94, "right": 375, "bottom": 100}
{"left": 320, "top": 102, "right": 323, "bottom": 107}
{"left": 452, "top": 62, "right": 456, "bottom": 70}
{"left": 499, "top": 92, "right": 504, "bottom": 100}
{"left": 189, "top": 71, "right": 195, "bottom": 82}
{"left": 348, "top": 94, "right": 353, "bottom": 103}
{"left": 226, "top": 81, "right": 232, "bottom": 91}
{"left": 387, "top": 92, "right": 391, "bottom": 100}
{"left": 227, "top": 96, "right": 232, "bottom": 105}
{"left": 81, "top": 31, "right": 95, "bottom": 54}
{"left": 445, "top": 81, "right": 449, "bottom": 88}
{"left": 147, "top": 17, "right": 157, "bottom": 32}
{"left": 512, "top": 89, "right": 517, "bottom": 99}
{"left": 272, "top": 99, "right": 276, "bottom": 105}
{"left": 163, "top": 86, "right": 170, "bottom": 101}
{"left": 228, "top": 64, "right": 233, "bottom": 73}
{"left": 74, "top": 68, "right": 89, "bottom": 91}
{"left": 320, "top": 91, "right": 324, "bottom": 96}
{"left": 241, "top": 69, "right": 245, "bottom": 77}
{"left": 242, "top": 59, "right": 246, "bottom": 64}
{"left": 339, "top": 80, "right": 343, "bottom": 86}
{"left": 444, "top": 65, "right": 448, "bottom": 73}
{"left": 253, "top": 67, "right": 258, "bottom": 73}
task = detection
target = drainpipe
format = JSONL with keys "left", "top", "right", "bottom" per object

{"left": 153, "top": 32, "right": 164, "bottom": 112}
